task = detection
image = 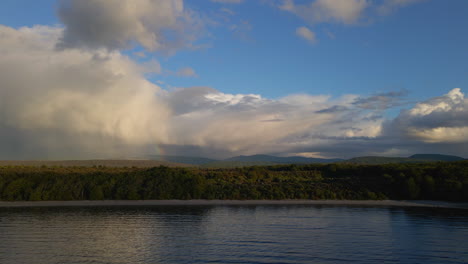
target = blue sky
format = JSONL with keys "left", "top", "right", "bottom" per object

{"left": 152, "top": 0, "right": 468, "bottom": 101}
{"left": 0, "top": 0, "right": 467, "bottom": 159}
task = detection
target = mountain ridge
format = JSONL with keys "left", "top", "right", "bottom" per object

{"left": 1, "top": 154, "right": 463, "bottom": 168}
{"left": 148, "top": 153, "right": 465, "bottom": 167}
{"left": 409, "top": 154, "right": 464, "bottom": 161}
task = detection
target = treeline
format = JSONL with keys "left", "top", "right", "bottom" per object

{"left": 0, "top": 161, "right": 467, "bottom": 201}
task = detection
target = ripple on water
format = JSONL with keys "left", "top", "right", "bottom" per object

{"left": 0, "top": 205, "right": 467, "bottom": 264}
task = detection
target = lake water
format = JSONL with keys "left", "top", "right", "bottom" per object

{"left": 0, "top": 205, "right": 467, "bottom": 264}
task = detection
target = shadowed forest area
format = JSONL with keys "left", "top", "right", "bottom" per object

{"left": 0, "top": 161, "right": 467, "bottom": 201}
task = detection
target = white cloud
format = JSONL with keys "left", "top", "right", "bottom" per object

{"left": 407, "top": 127, "right": 468, "bottom": 143}
{"left": 57, "top": 0, "right": 202, "bottom": 52}
{"left": 408, "top": 88, "right": 464, "bottom": 116}
{"left": 0, "top": 24, "right": 466, "bottom": 159}
{"left": 281, "top": 0, "right": 369, "bottom": 25}
{"left": 0, "top": 26, "right": 385, "bottom": 158}
{"left": 296, "top": 26, "right": 317, "bottom": 43}
{"left": 167, "top": 89, "right": 383, "bottom": 155}
{"left": 387, "top": 88, "right": 468, "bottom": 144}
{"left": 0, "top": 25, "right": 170, "bottom": 158}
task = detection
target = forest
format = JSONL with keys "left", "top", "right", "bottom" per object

{"left": 0, "top": 161, "right": 467, "bottom": 201}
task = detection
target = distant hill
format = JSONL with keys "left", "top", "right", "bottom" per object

{"left": 1, "top": 153, "right": 463, "bottom": 168}
{"left": 344, "top": 156, "right": 425, "bottom": 164}
{"left": 202, "top": 160, "right": 279, "bottom": 168}
{"left": 409, "top": 154, "right": 465, "bottom": 162}
{"left": 0, "top": 160, "right": 191, "bottom": 168}
{"left": 148, "top": 155, "right": 217, "bottom": 165}
{"left": 201, "top": 154, "right": 343, "bottom": 167}
{"left": 344, "top": 154, "right": 465, "bottom": 164}
{"left": 144, "top": 154, "right": 345, "bottom": 168}
{"left": 225, "top": 154, "right": 343, "bottom": 163}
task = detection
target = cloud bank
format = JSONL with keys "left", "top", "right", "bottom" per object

{"left": 0, "top": 0, "right": 466, "bottom": 159}
{"left": 0, "top": 25, "right": 170, "bottom": 158}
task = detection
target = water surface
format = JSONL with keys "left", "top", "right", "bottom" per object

{"left": 0, "top": 205, "right": 467, "bottom": 264}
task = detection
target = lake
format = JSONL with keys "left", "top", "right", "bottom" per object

{"left": 0, "top": 203, "right": 467, "bottom": 264}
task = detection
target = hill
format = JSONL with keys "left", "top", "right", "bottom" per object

{"left": 1, "top": 154, "right": 463, "bottom": 168}
{"left": 344, "top": 154, "right": 465, "bottom": 164}
{"left": 409, "top": 154, "right": 465, "bottom": 162}
{"left": 344, "top": 156, "right": 426, "bottom": 164}
{"left": 201, "top": 160, "right": 279, "bottom": 168}
{"left": 148, "top": 155, "right": 217, "bottom": 165}
{"left": 143, "top": 154, "right": 345, "bottom": 168}
{"left": 216, "top": 154, "right": 343, "bottom": 166}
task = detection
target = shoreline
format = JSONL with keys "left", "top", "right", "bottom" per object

{"left": 0, "top": 200, "right": 467, "bottom": 209}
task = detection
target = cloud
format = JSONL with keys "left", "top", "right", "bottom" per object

{"left": 279, "top": 0, "right": 424, "bottom": 43}
{"left": 280, "top": 0, "right": 424, "bottom": 26}
{"left": 176, "top": 67, "right": 198, "bottom": 77}
{"left": 315, "top": 105, "right": 348, "bottom": 113}
{"left": 0, "top": 25, "right": 170, "bottom": 158}
{"left": 0, "top": 26, "right": 384, "bottom": 158}
{"left": 164, "top": 88, "right": 468, "bottom": 158}
{"left": 141, "top": 59, "right": 163, "bottom": 74}
{"left": 0, "top": 25, "right": 466, "bottom": 159}
{"left": 57, "top": 0, "right": 202, "bottom": 52}
{"left": 281, "top": 0, "right": 369, "bottom": 25}
{"left": 352, "top": 90, "right": 408, "bottom": 110}
{"left": 296, "top": 26, "right": 317, "bottom": 43}
{"left": 166, "top": 89, "right": 383, "bottom": 155}
{"left": 386, "top": 88, "right": 468, "bottom": 143}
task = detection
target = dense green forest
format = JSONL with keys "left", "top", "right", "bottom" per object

{"left": 0, "top": 161, "right": 467, "bottom": 201}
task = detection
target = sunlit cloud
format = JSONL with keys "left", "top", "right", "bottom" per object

{"left": 387, "top": 88, "right": 468, "bottom": 144}
{"left": 0, "top": 0, "right": 465, "bottom": 159}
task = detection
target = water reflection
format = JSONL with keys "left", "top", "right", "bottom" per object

{"left": 387, "top": 208, "right": 468, "bottom": 264}
{"left": 0, "top": 206, "right": 211, "bottom": 264}
{"left": 0, "top": 205, "right": 467, "bottom": 264}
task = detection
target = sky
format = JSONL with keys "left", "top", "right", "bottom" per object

{"left": 0, "top": 0, "right": 467, "bottom": 159}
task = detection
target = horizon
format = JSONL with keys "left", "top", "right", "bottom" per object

{"left": 1, "top": 0, "right": 467, "bottom": 159}
{"left": 1, "top": 152, "right": 465, "bottom": 162}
